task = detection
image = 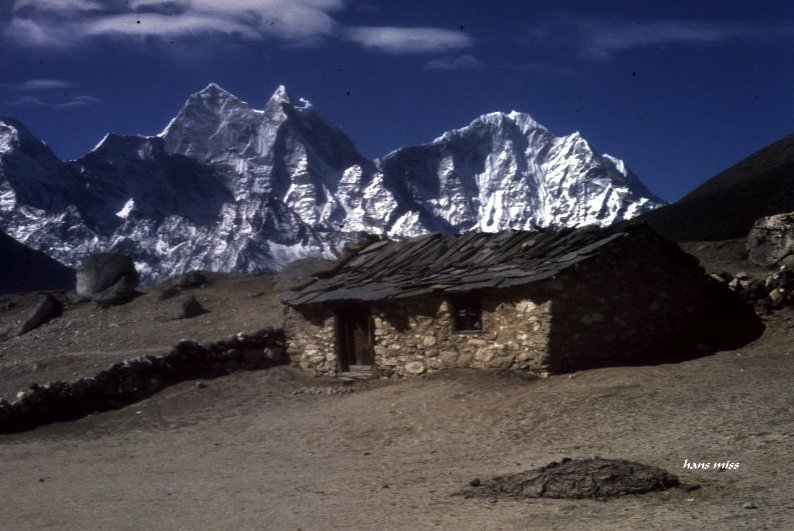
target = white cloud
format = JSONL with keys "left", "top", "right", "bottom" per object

{"left": 425, "top": 54, "right": 483, "bottom": 70}
{"left": 13, "top": 0, "right": 103, "bottom": 12}
{"left": 84, "top": 13, "right": 261, "bottom": 40}
{"left": 344, "top": 26, "right": 472, "bottom": 54}
{"left": 1, "top": 79, "right": 77, "bottom": 91}
{"left": 5, "top": 0, "right": 344, "bottom": 48}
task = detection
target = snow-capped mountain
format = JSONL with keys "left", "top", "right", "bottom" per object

{"left": 0, "top": 84, "right": 664, "bottom": 282}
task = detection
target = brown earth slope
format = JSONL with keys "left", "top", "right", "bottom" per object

{"left": 0, "top": 249, "right": 792, "bottom": 530}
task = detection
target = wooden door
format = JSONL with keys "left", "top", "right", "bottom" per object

{"left": 337, "top": 306, "right": 373, "bottom": 371}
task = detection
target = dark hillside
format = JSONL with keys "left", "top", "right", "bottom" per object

{"left": 641, "top": 133, "right": 794, "bottom": 241}
{"left": 0, "top": 230, "right": 75, "bottom": 294}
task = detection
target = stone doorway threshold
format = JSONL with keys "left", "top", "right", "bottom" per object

{"left": 339, "top": 364, "right": 378, "bottom": 380}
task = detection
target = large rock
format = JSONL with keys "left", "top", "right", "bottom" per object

{"left": 15, "top": 294, "right": 63, "bottom": 335}
{"left": 76, "top": 253, "right": 139, "bottom": 304}
{"left": 746, "top": 212, "right": 794, "bottom": 267}
{"left": 170, "top": 294, "right": 205, "bottom": 319}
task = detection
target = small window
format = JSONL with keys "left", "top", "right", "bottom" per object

{"left": 452, "top": 295, "right": 482, "bottom": 332}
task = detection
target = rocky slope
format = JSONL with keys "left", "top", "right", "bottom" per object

{"left": 0, "top": 85, "right": 664, "bottom": 282}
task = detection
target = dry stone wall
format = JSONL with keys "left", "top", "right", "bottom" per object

{"left": 0, "top": 328, "right": 285, "bottom": 434}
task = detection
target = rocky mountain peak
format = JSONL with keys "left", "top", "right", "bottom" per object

{"left": 268, "top": 84, "right": 292, "bottom": 106}
{"left": 0, "top": 84, "right": 664, "bottom": 282}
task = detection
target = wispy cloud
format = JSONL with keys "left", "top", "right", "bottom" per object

{"left": 581, "top": 20, "right": 757, "bottom": 59}
{"left": 13, "top": 0, "right": 103, "bottom": 13}
{"left": 6, "top": 95, "right": 48, "bottom": 107}
{"left": 52, "top": 96, "right": 103, "bottom": 109}
{"left": 528, "top": 16, "right": 788, "bottom": 60}
{"left": 0, "top": 79, "right": 77, "bottom": 91}
{"left": 5, "top": 0, "right": 345, "bottom": 48}
{"left": 425, "top": 54, "right": 483, "bottom": 70}
{"left": 5, "top": 1, "right": 476, "bottom": 57}
{"left": 344, "top": 26, "right": 472, "bottom": 54}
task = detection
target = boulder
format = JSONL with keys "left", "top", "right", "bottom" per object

{"left": 76, "top": 253, "right": 138, "bottom": 304}
{"left": 746, "top": 212, "right": 794, "bottom": 267}
{"left": 170, "top": 294, "right": 205, "bottom": 319}
{"left": 15, "top": 294, "right": 63, "bottom": 335}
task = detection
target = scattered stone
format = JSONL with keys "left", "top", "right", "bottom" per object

{"left": 263, "top": 346, "right": 286, "bottom": 364}
{"left": 76, "top": 253, "right": 139, "bottom": 305}
{"left": 743, "top": 501, "right": 758, "bottom": 510}
{"left": 455, "top": 458, "right": 680, "bottom": 500}
{"left": 170, "top": 294, "right": 205, "bottom": 320}
{"left": 14, "top": 294, "right": 62, "bottom": 336}
{"left": 195, "top": 381, "right": 207, "bottom": 389}
{"left": 292, "top": 386, "right": 355, "bottom": 396}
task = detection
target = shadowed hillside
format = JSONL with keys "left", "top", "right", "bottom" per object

{"left": 641, "top": 133, "right": 794, "bottom": 242}
{"left": 0, "top": 230, "right": 74, "bottom": 294}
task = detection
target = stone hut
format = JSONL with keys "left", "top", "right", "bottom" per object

{"left": 280, "top": 223, "right": 748, "bottom": 377}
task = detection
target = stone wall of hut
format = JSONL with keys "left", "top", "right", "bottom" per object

{"left": 370, "top": 291, "right": 553, "bottom": 377}
{"left": 541, "top": 234, "right": 716, "bottom": 372}
{"left": 283, "top": 305, "right": 337, "bottom": 375}
{"left": 283, "top": 287, "right": 557, "bottom": 377}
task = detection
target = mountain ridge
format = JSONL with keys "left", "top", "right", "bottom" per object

{"left": 0, "top": 84, "right": 664, "bottom": 282}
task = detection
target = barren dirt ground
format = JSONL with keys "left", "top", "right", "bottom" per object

{"left": 1, "top": 249, "right": 794, "bottom": 530}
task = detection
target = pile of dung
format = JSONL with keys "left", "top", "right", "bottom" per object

{"left": 457, "top": 458, "right": 680, "bottom": 500}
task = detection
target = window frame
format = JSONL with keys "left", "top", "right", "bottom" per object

{"left": 450, "top": 294, "right": 483, "bottom": 333}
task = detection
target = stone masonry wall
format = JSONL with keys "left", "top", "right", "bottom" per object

{"left": 371, "top": 290, "right": 553, "bottom": 377}
{"left": 544, "top": 233, "right": 716, "bottom": 372}
{"left": 283, "top": 305, "right": 337, "bottom": 376}
{"left": 284, "top": 288, "right": 556, "bottom": 378}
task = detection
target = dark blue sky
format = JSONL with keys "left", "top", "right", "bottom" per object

{"left": 1, "top": 0, "right": 792, "bottom": 201}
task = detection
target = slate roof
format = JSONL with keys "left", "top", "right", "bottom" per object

{"left": 282, "top": 223, "right": 645, "bottom": 306}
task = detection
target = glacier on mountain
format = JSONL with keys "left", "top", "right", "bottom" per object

{"left": 0, "top": 84, "right": 665, "bottom": 282}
